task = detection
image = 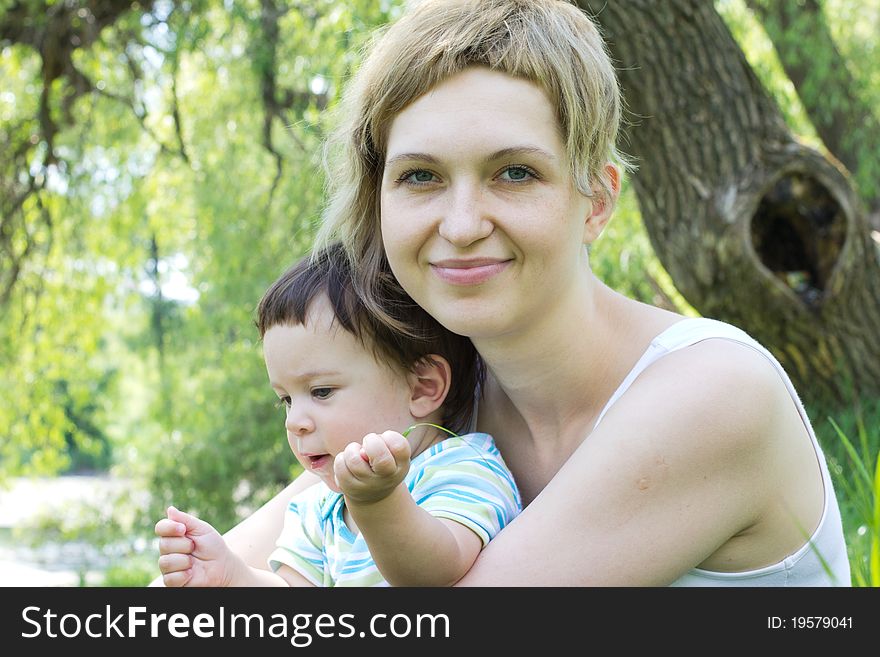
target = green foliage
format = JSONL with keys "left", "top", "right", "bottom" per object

{"left": 1, "top": 1, "right": 391, "bottom": 491}
{"left": 592, "top": 182, "right": 697, "bottom": 316}
{"left": 716, "top": 0, "right": 821, "bottom": 144}
{"left": 101, "top": 559, "right": 158, "bottom": 587}
{"left": 816, "top": 398, "right": 880, "bottom": 586}
{"left": 0, "top": 189, "right": 120, "bottom": 477}
{"left": 2, "top": 0, "right": 878, "bottom": 586}
{"left": 718, "top": 0, "right": 880, "bottom": 201}
{"left": 823, "top": 0, "right": 880, "bottom": 199}
{"left": 14, "top": 484, "right": 153, "bottom": 586}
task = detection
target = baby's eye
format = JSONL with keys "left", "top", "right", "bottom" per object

{"left": 498, "top": 165, "right": 537, "bottom": 182}
{"left": 275, "top": 396, "right": 291, "bottom": 410}
{"left": 311, "top": 387, "right": 334, "bottom": 400}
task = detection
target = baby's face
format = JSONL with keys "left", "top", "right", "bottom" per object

{"left": 262, "top": 295, "right": 414, "bottom": 491}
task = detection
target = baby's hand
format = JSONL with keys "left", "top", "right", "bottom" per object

{"left": 334, "top": 430, "right": 411, "bottom": 504}
{"left": 154, "top": 506, "right": 237, "bottom": 587}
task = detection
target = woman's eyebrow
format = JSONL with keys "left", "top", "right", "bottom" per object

{"left": 385, "top": 152, "right": 440, "bottom": 167}
{"left": 488, "top": 146, "right": 557, "bottom": 162}
{"left": 385, "top": 146, "right": 556, "bottom": 168}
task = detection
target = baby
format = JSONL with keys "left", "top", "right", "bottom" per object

{"left": 155, "top": 243, "right": 521, "bottom": 586}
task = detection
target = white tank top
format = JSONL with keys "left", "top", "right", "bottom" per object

{"left": 592, "top": 317, "right": 850, "bottom": 586}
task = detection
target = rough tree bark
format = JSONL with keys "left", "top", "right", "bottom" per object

{"left": 581, "top": 0, "right": 880, "bottom": 408}
{"left": 746, "top": 0, "right": 880, "bottom": 227}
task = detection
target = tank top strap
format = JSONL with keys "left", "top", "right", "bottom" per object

{"left": 552, "top": 316, "right": 846, "bottom": 585}
{"left": 592, "top": 317, "right": 824, "bottom": 478}
{"left": 599, "top": 317, "right": 849, "bottom": 586}
{"left": 590, "top": 317, "right": 729, "bottom": 430}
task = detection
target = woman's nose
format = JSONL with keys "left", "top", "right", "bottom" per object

{"left": 438, "top": 182, "right": 492, "bottom": 247}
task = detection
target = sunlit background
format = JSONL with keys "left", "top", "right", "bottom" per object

{"left": 1, "top": 0, "right": 878, "bottom": 586}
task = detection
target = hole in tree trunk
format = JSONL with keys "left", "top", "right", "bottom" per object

{"left": 750, "top": 172, "right": 845, "bottom": 307}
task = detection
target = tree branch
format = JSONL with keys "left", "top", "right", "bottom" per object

{"left": 255, "top": 0, "right": 327, "bottom": 206}
{"left": 0, "top": 0, "right": 158, "bottom": 304}
{"left": 169, "top": 54, "right": 191, "bottom": 164}
{"left": 746, "top": 0, "right": 880, "bottom": 224}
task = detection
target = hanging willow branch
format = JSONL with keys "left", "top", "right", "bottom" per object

{"left": 0, "top": 0, "right": 172, "bottom": 306}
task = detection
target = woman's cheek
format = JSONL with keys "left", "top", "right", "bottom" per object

{"left": 381, "top": 211, "right": 418, "bottom": 274}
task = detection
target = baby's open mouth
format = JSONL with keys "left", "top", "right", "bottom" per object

{"left": 306, "top": 454, "right": 331, "bottom": 470}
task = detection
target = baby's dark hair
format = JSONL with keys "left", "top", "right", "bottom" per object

{"left": 257, "top": 242, "right": 482, "bottom": 435}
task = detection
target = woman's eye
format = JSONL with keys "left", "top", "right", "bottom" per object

{"left": 498, "top": 165, "right": 536, "bottom": 182}
{"left": 312, "top": 387, "right": 334, "bottom": 400}
{"left": 397, "top": 169, "right": 437, "bottom": 185}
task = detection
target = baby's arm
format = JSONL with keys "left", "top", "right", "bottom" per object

{"left": 155, "top": 506, "right": 313, "bottom": 587}
{"left": 335, "top": 432, "right": 482, "bottom": 586}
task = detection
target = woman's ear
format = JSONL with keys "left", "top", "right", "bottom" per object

{"left": 407, "top": 355, "right": 452, "bottom": 420}
{"left": 582, "top": 163, "right": 621, "bottom": 245}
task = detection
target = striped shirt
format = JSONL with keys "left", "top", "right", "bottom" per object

{"left": 267, "top": 432, "right": 522, "bottom": 587}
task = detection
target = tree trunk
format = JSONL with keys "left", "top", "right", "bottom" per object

{"left": 746, "top": 0, "right": 880, "bottom": 226}
{"left": 580, "top": 0, "right": 880, "bottom": 408}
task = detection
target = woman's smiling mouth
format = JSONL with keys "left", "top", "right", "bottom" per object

{"left": 430, "top": 258, "right": 511, "bottom": 285}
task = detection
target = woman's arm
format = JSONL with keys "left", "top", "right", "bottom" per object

{"left": 222, "top": 470, "right": 321, "bottom": 569}
{"left": 457, "top": 340, "right": 794, "bottom": 586}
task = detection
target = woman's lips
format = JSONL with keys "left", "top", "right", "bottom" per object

{"left": 430, "top": 259, "right": 510, "bottom": 285}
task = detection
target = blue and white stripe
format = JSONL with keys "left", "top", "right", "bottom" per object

{"left": 268, "top": 432, "right": 522, "bottom": 586}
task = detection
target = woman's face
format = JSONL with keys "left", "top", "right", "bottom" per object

{"left": 380, "top": 67, "right": 597, "bottom": 339}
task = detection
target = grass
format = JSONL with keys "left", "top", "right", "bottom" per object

{"left": 814, "top": 397, "right": 880, "bottom": 586}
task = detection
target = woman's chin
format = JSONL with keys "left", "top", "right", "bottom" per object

{"left": 422, "top": 299, "right": 513, "bottom": 339}
{"left": 443, "top": 313, "right": 513, "bottom": 342}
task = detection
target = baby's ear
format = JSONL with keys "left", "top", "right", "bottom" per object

{"left": 407, "top": 355, "right": 452, "bottom": 419}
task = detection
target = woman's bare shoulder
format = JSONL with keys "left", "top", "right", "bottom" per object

{"left": 458, "top": 338, "right": 791, "bottom": 585}
{"left": 618, "top": 336, "right": 791, "bottom": 450}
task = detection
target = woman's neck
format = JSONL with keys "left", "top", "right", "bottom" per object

{"left": 474, "top": 272, "right": 677, "bottom": 445}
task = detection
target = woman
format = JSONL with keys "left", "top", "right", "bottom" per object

{"left": 180, "top": 0, "right": 850, "bottom": 586}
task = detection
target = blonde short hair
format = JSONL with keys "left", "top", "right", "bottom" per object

{"left": 317, "top": 0, "right": 625, "bottom": 333}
